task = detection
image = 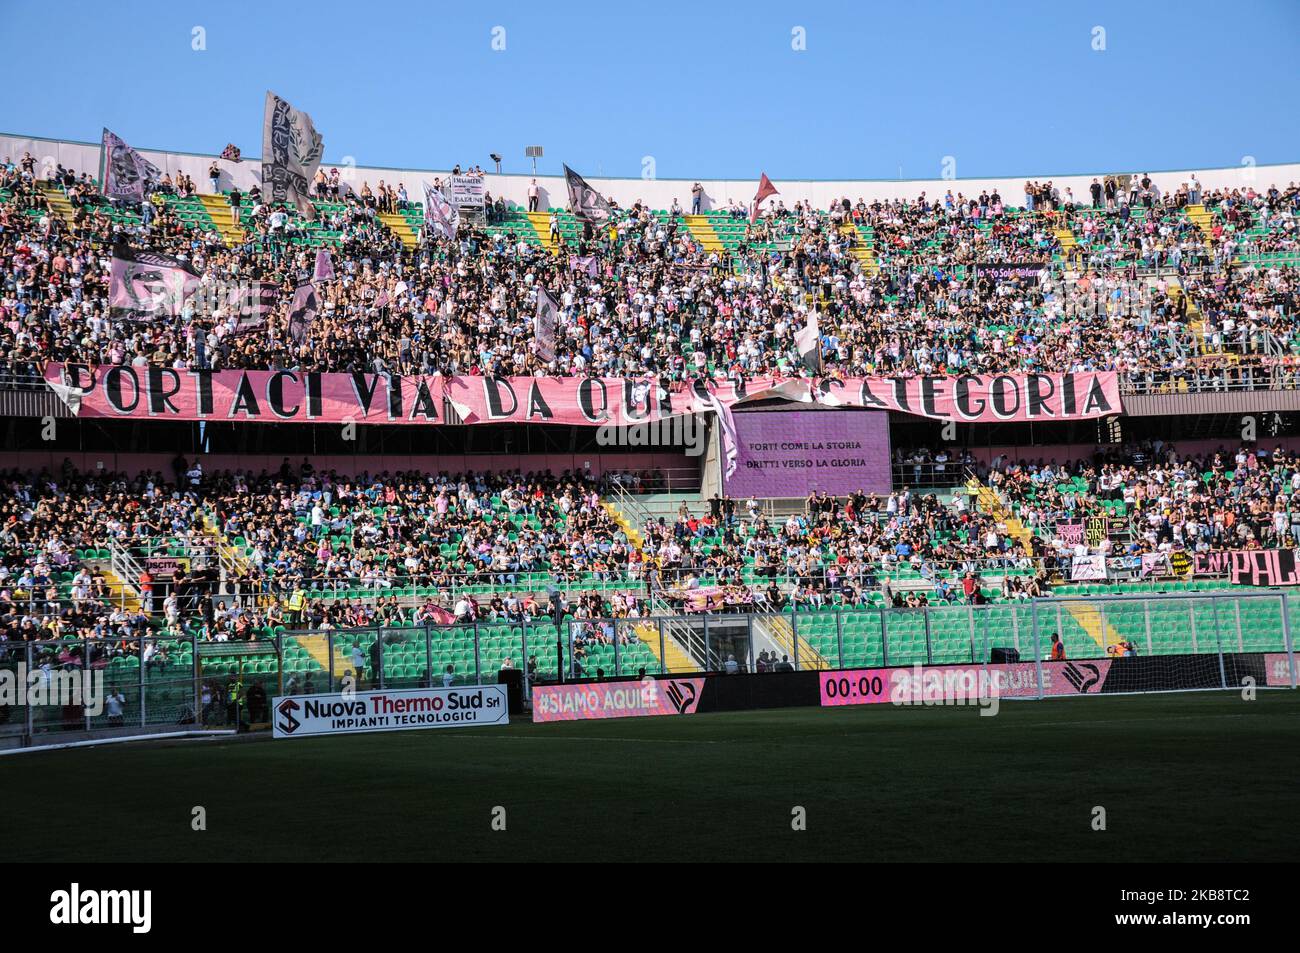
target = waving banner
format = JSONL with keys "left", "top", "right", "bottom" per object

{"left": 108, "top": 246, "right": 201, "bottom": 319}
{"left": 226, "top": 281, "right": 279, "bottom": 334}
{"left": 262, "top": 91, "right": 324, "bottom": 218}
{"left": 564, "top": 164, "right": 613, "bottom": 226}
{"left": 423, "top": 182, "right": 459, "bottom": 240}
{"left": 533, "top": 287, "right": 558, "bottom": 363}
{"left": 44, "top": 365, "right": 1121, "bottom": 426}
{"left": 100, "top": 128, "right": 161, "bottom": 202}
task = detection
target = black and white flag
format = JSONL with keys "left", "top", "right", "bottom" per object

{"left": 423, "top": 182, "right": 459, "bottom": 240}
{"left": 563, "top": 164, "right": 613, "bottom": 226}
{"left": 288, "top": 281, "right": 319, "bottom": 345}
{"left": 534, "top": 286, "right": 559, "bottom": 363}
{"left": 262, "top": 91, "right": 324, "bottom": 220}
{"left": 794, "top": 310, "right": 822, "bottom": 374}
{"left": 101, "top": 128, "right": 161, "bottom": 203}
{"left": 108, "top": 244, "right": 200, "bottom": 320}
{"left": 228, "top": 282, "right": 279, "bottom": 335}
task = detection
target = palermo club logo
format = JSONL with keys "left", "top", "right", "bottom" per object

{"left": 664, "top": 680, "right": 699, "bottom": 714}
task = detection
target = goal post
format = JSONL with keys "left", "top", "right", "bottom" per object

{"left": 1020, "top": 589, "right": 1298, "bottom": 700}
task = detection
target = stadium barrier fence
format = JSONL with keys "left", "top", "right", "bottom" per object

{"left": 2, "top": 590, "right": 1295, "bottom": 747}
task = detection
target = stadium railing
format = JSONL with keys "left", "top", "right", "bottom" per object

{"left": 4, "top": 591, "right": 1294, "bottom": 748}
{"left": 0, "top": 634, "right": 225, "bottom": 750}
{"left": 275, "top": 587, "right": 1298, "bottom": 691}
{"left": 1120, "top": 364, "right": 1300, "bottom": 395}
{"left": 202, "top": 551, "right": 1274, "bottom": 607}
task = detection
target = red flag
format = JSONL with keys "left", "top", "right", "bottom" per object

{"left": 750, "top": 173, "right": 779, "bottom": 222}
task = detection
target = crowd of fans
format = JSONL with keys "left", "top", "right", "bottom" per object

{"left": 990, "top": 440, "right": 1300, "bottom": 559}
{"left": 1, "top": 153, "right": 1297, "bottom": 391}
{"left": 207, "top": 461, "right": 638, "bottom": 593}
{"left": 2, "top": 437, "right": 1299, "bottom": 651}
{"left": 3, "top": 148, "right": 1300, "bottom": 651}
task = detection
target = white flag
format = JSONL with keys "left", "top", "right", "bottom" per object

{"left": 793, "top": 310, "right": 821, "bottom": 373}
{"left": 423, "top": 182, "right": 459, "bottom": 240}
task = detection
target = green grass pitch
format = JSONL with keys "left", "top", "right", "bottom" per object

{"left": 2, "top": 691, "right": 1297, "bottom": 862}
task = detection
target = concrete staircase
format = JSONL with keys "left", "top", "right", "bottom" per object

{"left": 629, "top": 619, "right": 700, "bottom": 673}
{"left": 1054, "top": 224, "right": 1081, "bottom": 262}
{"left": 683, "top": 214, "right": 725, "bottom": 254}
{"left": 379, "top": 212, "right": 419, "bottom": 249}
{"left": 85, "top": 559, "right": 143, "bottom": 613}
{"left": 600, "top": 498, "right": 701, "bottom": 672}
{"left": 968, "top": 481, "right": 1033, "bottom": 555}
{"left": 198, "top": 193, "right": 245, "bottom": 245}
{"left": 755, "top": 615, "right": 829, "bottom": 670}
{"left": 294, "top": 633, "right": 355, "bottom": 680}
{"left": 844, "top": 223, "right": 880, "bottom": 275}
{"left": 525, "top": 211, "right": 563, "bottom": 252}
{"left": 1167, "top": 277, "right": 1208, "bottom": 354}
{"left": 1185, "top": 204, "right": 1215, "bottom": 245}
{"left": 601, "top": 501, "right": 644, "bottom": 549}
{"left": 1063, "top": 601, "right": 1124, "bottom": 653}
{"left": 199, "top": 512, "right": 278, "bottom": 611}
{"left": 38, "top": 184, "right": 77, "bottom": 227}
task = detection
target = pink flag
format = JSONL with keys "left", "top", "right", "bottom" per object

{"left": 426, "top": 604, "right": 456, "bottom": 626}
{"left": 313, "top": 248, "right": 334, "bottom": 283}
{"left": 108, "top": 245, "right": 200, "bottom": 320}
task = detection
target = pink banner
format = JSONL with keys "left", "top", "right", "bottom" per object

{"left": 1193, "top": 549, "right": 1300, "bottom": 586}
{"left": 1263, "top": 654, "right": 1296, "bottom": 687}
{"left": 819, "top": 659, "right": 1114, "bottom": 706}
{"left": 532, "top": 677, "right": 705, "bottom": 722}
{"left": 661, "top": 585, "right": 754, "bottom": 613}
{"left": 45, "top": 364, "right": 1122, "bottom": 426}
{"left": 107, "top": 248, "right": 200, "bottom": 318}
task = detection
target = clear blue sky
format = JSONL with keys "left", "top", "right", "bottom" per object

{"left": 2, "top": 0, "right": 1297, "bottom": 180}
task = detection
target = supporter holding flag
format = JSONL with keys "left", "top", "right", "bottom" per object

{"left": 423, "top": 181, "right": 459, "bottom": 240}
{"left": 750, "top": 172, "right": 778, "bottom": 222}
{"left": 793, "top": 308, "right": 822, "bottom": 373}
{"left": 534, "top": 287, "right": 559, "bottom": 363}
{"left": 564, "top": 164, "right": 612, "bottom": 226}
{"left": 100, "top": 128, "right": 161, "bottom": 203}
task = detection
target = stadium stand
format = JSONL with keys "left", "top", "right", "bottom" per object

{"left": 1, "top": 154, "right": 1296, "bottom": 386}
{"left": 1, "top": 138, "right": 1298, "bottom": 723}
